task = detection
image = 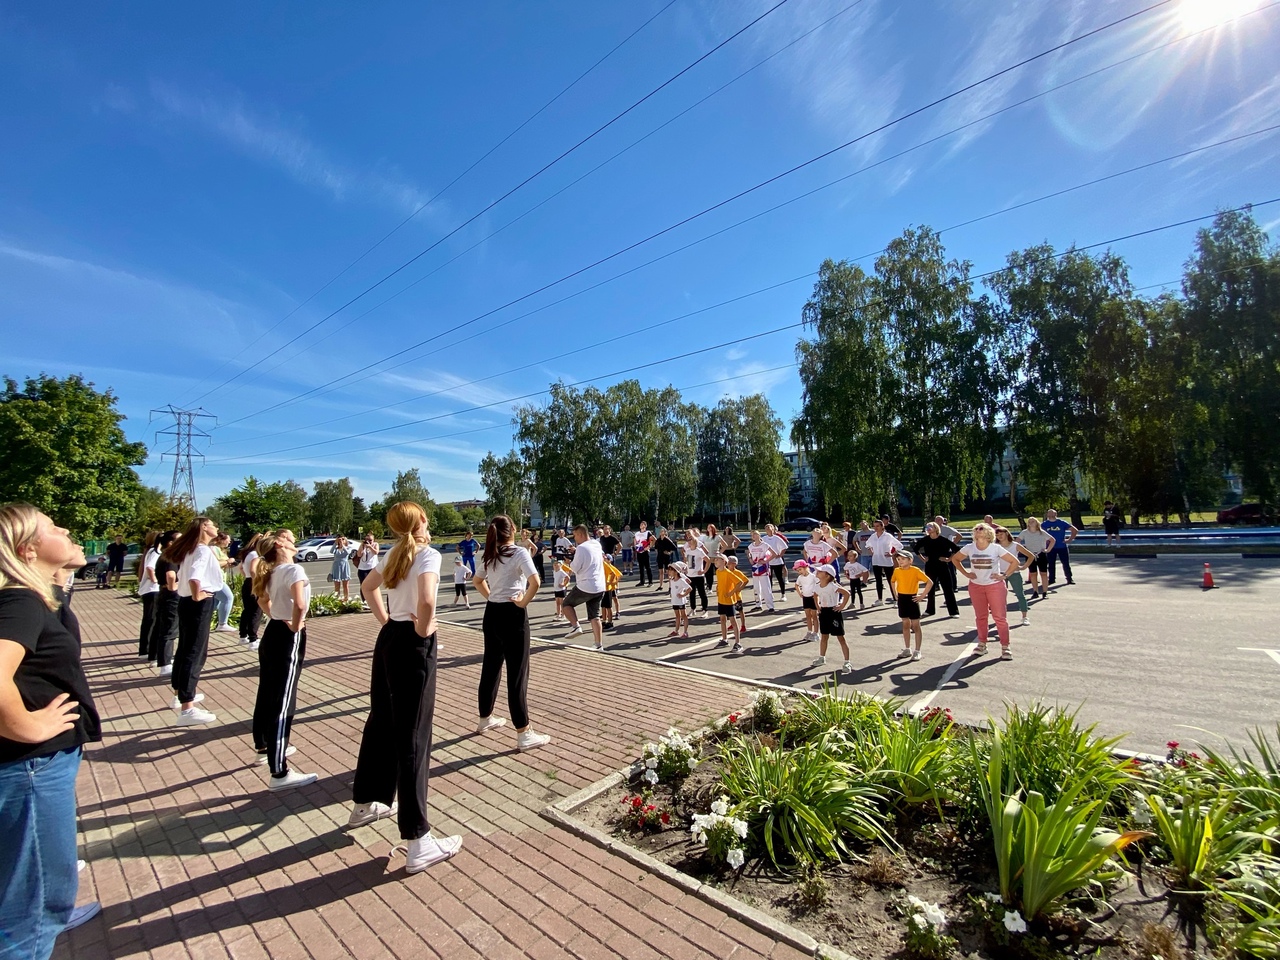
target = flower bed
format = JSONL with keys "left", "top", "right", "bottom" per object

{"left": 570, "top": 687, "right": 1280, "bottom": 960}
{"left": 307, "top": 594, "right": 364, "bottom": 617}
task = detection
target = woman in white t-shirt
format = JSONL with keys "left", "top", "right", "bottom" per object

{"left": 473, "top": 515, "right": 550, "bottom": 751}
{"left": 350, "top": 501, "right": 462, "bottom": 873}
{"left": 746, "top": 531, "right": 777, "bottom": 613}
{"left": 166, "top": 516, "right": 224, "bottom": 726}
{"left": 238, "top": 533, "right": 265, "bottom": 647}
{"left": 952, "top": 522, "right": 1019, "bottom": 659}
{"left": 249, "top": 530, "right": 316, "bottom": 792}
{"left": 355, "top": 534, "right": 381, "bottom": 589}
{"left": 683, "top": 531, "right": 710, "bottom": 617}
{"left": 865, "top": 519, "right": 902, "bottom": 604}
{"left": 137, "top": 531, "right": 161, "bottom": 659}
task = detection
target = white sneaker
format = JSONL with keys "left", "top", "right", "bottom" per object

{"left": 347, "top": 801, "right": 398, "bottom": 827}
{"left": 1021, "top": 616, "right": 1030, "bottom": 626}
{"left": 842, "top": 661, "right": 853, "bottom": 674}
{"left": 476, "top": 716, "right": 507, "bottom": 734}
{"left": 215, "top": 624, "right": 236, "bottom": 633}
{"left": 811, "top": 655, "right": 826, "bottom": 667}
{"left": 394, "top": 833, "right": 462, "bottom": 873}
{"left": 517, "top": 729, "right": 551, "bottom": 751}
{"left": 171, "top": 693, "right": 205, "bottom": 710}
{"left": 268, "top": 770, "right": 318, "bottom": 792}
{"left": 256, "top": 745, "right": 296, "bottom": 764}
{"left": 77, "top": 859, "right": 85, "bottom": 873}
{"left": 911, "top": 650, "right": 922, "bottom": 662}
{"left": 157, "top": 664, "right": 173, "bottom": 677}
{"left": 249, "top": 640, "right": 260, "bottom": 651}
{"left": 176, "top": 706, "right": 216, "bottom": 726}
{"left": 565, "top": 625, "right": 583, "bottom": 638}
{"left": 896, "top": 648, "right": 911, "bottom": 659}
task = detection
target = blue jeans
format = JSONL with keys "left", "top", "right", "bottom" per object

{"left": 213, "top": 583, "right": 234, "bottom": 627}
{"left": 0, "top": 746, "right": 82, "bottom": 960}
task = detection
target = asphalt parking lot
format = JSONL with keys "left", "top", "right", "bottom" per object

{"left": 300, "top": 554, "right": 1279, "bottom": 756}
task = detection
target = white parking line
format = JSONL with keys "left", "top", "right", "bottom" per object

{"left": 908, "top": 642, "right": 979, "bottom": 715}
{"left": 1237, "top": 647, "right": 1280, "bottom": 667}
{"left": 657, "top": 639, "right": 721, "bottom": 661}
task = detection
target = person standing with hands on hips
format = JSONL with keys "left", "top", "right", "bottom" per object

{"left": 349, "top": 502, "right": 461, "bottom": 872}
{"left": 472, "top": 515, "right": 550, "bottom": 751}
{"left": 1040, "top": 509, "right": 1078, "bottom": 586}
{"left": 952, "top": 522, "right": 1019, "bottom": 660}
{"left": 0, "top": 503, "right": 104, "bottom": 953}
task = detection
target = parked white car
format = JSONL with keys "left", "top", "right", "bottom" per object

{"left": 298, "top": 538, "right": 339, "bottom": 562}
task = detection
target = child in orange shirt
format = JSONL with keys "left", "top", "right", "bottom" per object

{"left": 890, "top": 550, "right": 932, "bottom": 661}
{"left": 712, "top": 556, "right": 749, "bottom": 653}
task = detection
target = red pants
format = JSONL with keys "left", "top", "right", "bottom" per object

{"left": 968, "top": 581, "right": 1010, "bottom": 647}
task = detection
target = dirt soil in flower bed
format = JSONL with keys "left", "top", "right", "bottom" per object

{"left": 576, "top": 759, "right": 1187, "bottom": 960}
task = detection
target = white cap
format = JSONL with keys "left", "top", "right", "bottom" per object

{"left": 816, "top": 564, "right": 837, "bottom": 578}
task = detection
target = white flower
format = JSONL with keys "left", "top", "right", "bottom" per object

{"left": 687, "top": 756, "right": 698, "bottom": 770}
{"left": 910, "top": 914, "right": 926, "bottom": 929}
{"left": 645, "top": 757, "right": 658, "bottom": 770}
{"left": 983, "top": 892, "right": 1003, "bottom": 904}
{"left": 732, "top": 819, "right": 749, "bottom": 839}
{"left": 923, "top": 904, "right": 947, "bottom": 929}
{"left": 1003, "top": 910, "right": 1027, "bottom": 934}
{"left": 726, "top": 847, "right": 745, "bottom": 869}
{"left": 710, "top": 798, "right": 729, "bottom": 817}
{"left": 643, "top": 769, "right": 658, "bottom": 785}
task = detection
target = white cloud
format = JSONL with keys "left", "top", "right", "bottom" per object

{"left": 376, "top": 370, "right": 517, "bottom": 411}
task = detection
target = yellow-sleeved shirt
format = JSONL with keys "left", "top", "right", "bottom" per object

{"left": 716, "top": 567, "right": 749, "bottom": 604}
{"left": 603, "top": 561, "right": 621, "bottom": 591}
{"left": 891, "top": 565, "right": 929, "bottom": 597}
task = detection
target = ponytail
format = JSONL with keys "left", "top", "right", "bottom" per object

{"left": 482, "top": 515, "right": 517, "bottom": 571}
{"left": 251, "top": 534, "right": 281, "bottom": 607}
{"left": 382, "top": 502, "right": 429, "bottom": 589}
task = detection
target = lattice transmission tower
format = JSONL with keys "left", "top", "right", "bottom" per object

{"left": 150, "top": 406, "right": 215, "bottom": 509}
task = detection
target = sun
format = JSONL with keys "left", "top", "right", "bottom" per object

{"left": 1177, "top": 0, "right": 1260, "bottom": 31}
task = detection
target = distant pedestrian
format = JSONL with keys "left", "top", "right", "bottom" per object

{"left": 472, "top": 515, "right": 550, "bottom": 752}
{"left": 1040, "top": 509, "right": 1078, "bottom": 586}
{"left": 994, "top": 526, "right": 1037, "bottom": 627}
{"left": 350, "top": 501, "right": 462, "bottom": 872}
{"left": 880, "top": 514, "right": 902, "bottom": 538}
{"left": 619, "top": 524, "right": 635, "bottom": 574}
{"left": 136, "top": 531, "right": 161, "bottom": 659}
{"left": 105, "top": 534, "right": 128, "bottom": 588}
{"left": 635, "top": 522, "right": 654, "bottom": 586}
{"left": 452, "top": 556, "right": 472, "bottom": 608}
{"left": 654, "top": 527, "right": 677, "bottom": 588}
{"left": 149, "top": 531, "right": 180, "bottom": 676}
{"left": 913, "top": 523, "right": 960, "bottom": 618}
{"left": 562, "top": 525, "right": 607, "bottom": 651}
{"left": 953, "top": 522, "right": 1019, "bottom": 660}
{"left": 1102, "top": 501, "right": 1122, "bottom": 547}
{"left": 458, "top": 529, "right": 478, "bottom": 575}
{"left": 763, "top": 524, "right": 790, "bottom": 598}
{"left": 356, "top": 534, "right": 380, "bottom": 589}
{"left": 746, "top": 530, "right": 777, "bottom": 612}
{"left": 841, "top": 549, "right": 869, "bottom": 609}
{"left": 682, "top": 530, "right": 710, "bottom": 617}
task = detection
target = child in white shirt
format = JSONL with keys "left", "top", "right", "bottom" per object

{"left": 552, "top": 560, "right": 572, "bottom": 620}
{"left": 452, "top": 555, "right": 472, "bottom": 609}
{"left": 793, "top": 560, "right": 820, "bottom": 642}
{"left": 843, "top": 550, "right": 869, "bottom": 609}
{"left": 811, "top": 564, "right": 852, "bottom": 674}
{"left": 666, "top": 561, "right": 691, "bottom": 639}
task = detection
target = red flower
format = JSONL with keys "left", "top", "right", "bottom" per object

{"left": 637, "top": 816, "right": 646, "bottom": 827}
{"left": 1167, "top": 740, "right": 1180, "bottom": 750}
{"left": 1190, "top": 752, "right": 1200, "bottom": 760}
{"left": 632, "top": 796, "right": 643, "bottom": 809}
{"left": 728, "top": 713, "right": 739, "bottom": 724}
{"left": 660, "top": 812, "right": 671, "bottom": 825}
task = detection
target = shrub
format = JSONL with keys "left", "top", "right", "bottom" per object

{"left": 641, "top": 727, "right": 699, "bottom": 785}
{"left": 618, "top": 792, "right": 673, "bottom": 833}
{"left": 749, "top": 689, "right": 786, "bottom": 732}
{"left": 846, "top": 711, "right": 958, "bottom": 817}
{"left": 308, "top": 594, "right": 363, "bottom": 617}
{"left": 719, "top": 733, "right": 892, "bottom": 866}
{"left": 1142, "top": 785, "right": 1260, "bottom": 892}
{"left": 783, "top": 679, "right": 899, "bottom": 746}
{"left": 690, "top": 796, "right": 748, "bottom": 870}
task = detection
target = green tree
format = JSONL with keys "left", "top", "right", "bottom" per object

{"left": 432, "top": 502, "right": 465, "bottom": 535}
{"left": 129, "top": 486, "right": 196, "bottom": 539}
{"left": 1178, "top": 209, "right": 1280, "bottom": 509}
{"left": 0, "top": 374, "right": 148, "bottom": 537}
{"left": 309, "top": 478, "right": 354, "bottom": 534}
{"left": 461, "top": 506, "right": 488, "bottom": 530}
{"left": 730, "top": 394, "right": 793, "bottom": 525}
{"left": 479, "top": 450, "right": 529, "bottom": 522}
{"left": 349, "top": 496, "right": 370, "bottom": 536}
{"left": 650, "top": 390, "right": 700, "bottom": 526}
{"left": 599, "top": 380, "right": 660, "bottom": 520}
{"left": 383, "top": 469, "right": 434, "bottom": 514}
{"left": 514, "top": 383, "right": 609, "bottom": 523}
{"left": 213, "top": 476, "right": 310, "bottom": 539}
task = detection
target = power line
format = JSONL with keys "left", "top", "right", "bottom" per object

{"left": 218, "top": 121, "right": 1280, "bottom": 452}
{"left": 188, "top": 0, "right": 795, "bottom": 405}
{"left": 180, "top": 0, "right": 680, "bottom": 406}
{"left": 203, "top": 197, "right": 1279, "bottom": 467}
{"left": 213, "top": 0, "right": 1183, "bottom": 431}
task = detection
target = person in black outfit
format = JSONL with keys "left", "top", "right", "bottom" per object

{"left": 104, "top": 535, "right": 128, "bottom": 588}
{"left": 599, "top": 526, "right": 620, "bottom": 561}
{"left": 148, "top": 531, "right": 180, "bottom": 676}
{"left": 655, "top": 529, "right": 677, "bottom": 590}
{"left": 913, "top": 522, "right": 960, "bottom": 617}
{"left": 880, "top": 514, "right": 902, "bottom": 538}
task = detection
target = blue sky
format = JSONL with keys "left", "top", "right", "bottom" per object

{"left": 3, "top": 0, "right": 1277, "bottom": 507}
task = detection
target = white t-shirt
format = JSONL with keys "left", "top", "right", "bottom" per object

{"left": 553, "top": 566, "right": 569, "bottom": 590}
{"left": 747, "top": 542, "right": 773, "bottom": 575}
{"left": 268, "top": 563, "right": 311, "bottom": 621}
{"left": 1017, "top": 529, "right": 1052, "bottom": 555}
{"left": 138, "top": 548, "right": 160, "bottom": 596}
{"left": 240, "top": 549, "right": 258, "bottom": 579}
{"left": 479, "top": 547, "right": 538, "bottom": 603}
{"left": 843, "top": 561, "right": 868, "bottom": 583}
{"left": 453, "top": 563, "right": 469, "bottom": 584}
{"left": 177, "top": 544, "right": 224, "bottom": 597}
{"left": 357, "top": 543, "right": 381, "bottom": 571}
{"left": 960, "top": 542, "right": 1017, "bottom": 585}
{"left": 570, "top": 538, "right": 606, "bottom": 593}
{"left": 700, "top": 534, "right": 719, "bottom": 560}
{"left": 938, "top": 524, "right": 961, "bottom": 542}
{"left": 815, "top": 581, "right": 844, "bottom": 608}
{"left": 866, "top": 532, "right": 902, "bottom": 567}
{"left": 554, "top": 536, "right": 574, "bottom": 558}
{"left": 802, "top": 539, "right": 834, "bottom": 565}
{"left": 633, "top": 530, "right": 651, "bottom": 551}
{"left": 668, "top": 577, "right": 689, "bottom": 607}
{"left": 764, "top": 534, "right": 789, "bottom": 565}
{"left": 795, "top": 572, "right": 819, "bottom": 597}
{"left": 380, "top": 546, "right": 442, "bottom": 621}
{"left": 684, "top": 545, "right": 708, "bottom": 577}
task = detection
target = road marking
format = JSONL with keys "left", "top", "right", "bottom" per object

{"left": 657, "top": 639, "right": 721, "bottom": 661}
{"left": 656, "top": 658, "right": 810, "bottom": 695}
{"left": 1237, "top": 647, "right": 1280, "bottom": 667}
{"left": 908, "top": 642, "right": 980, "bottom": 715}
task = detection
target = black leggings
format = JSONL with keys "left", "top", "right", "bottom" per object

{"left": 479, "top": 602, "right": 531, "bottom": 728}
{"left": 772, "top": 564, "right": 787, "bottom": 596}
{"left": 174, "top": 595, "right": 213, "bottom": 704}
{"left": 637, "top": 552, "right": 652, "bottom": 585}
{"left": 848, "top": 578, "right": 864, "bottom": 605}
{"left": 252, "top": 620, "right": 306, "bottom": 777}
{"left": 872, "top": 564, "right": 895, "bottom": 600}
{"left": 138, "top": 592, "right": 156, "bottom": 657}
{"left": 239, "top": 578, "right": 262, "bottom": 641}
{"left": 353, "top": 620, "right": 438, "bottom": 840}
{"left": 688, "top": 575, "right": 708, "bottom": 612}
{"left": 149, "top": 591, "right": 179, "bottom": 666}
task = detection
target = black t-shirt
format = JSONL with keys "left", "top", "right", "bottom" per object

{"left": 656, "top": 536, "right": 677, "bottom": 561}
{"left": 599, "top": 535, "right": 620, "bottom": 556}
{"left": 0, "top": 587, "right": 102, "bottom": 764}
{"left": 155, "top": 557, "right": 179, "bottom": 592}
{"left": 106, "top": 542, "right": 128, "bottom": 563}
{"left": 913, "top": 536, "right": 960, "bottom": 565}
{"left": 883, "top": 522, "right": 902, "bottom": 538}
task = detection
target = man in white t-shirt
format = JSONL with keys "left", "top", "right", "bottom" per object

{"left": 563, "top": 525, "right": 607, "bottom": 650}
{"left": 633, "top": 521, "right": 654, "bottom": 586}
{"left": 763, "top": 524, "right": 790, "bottom": 599}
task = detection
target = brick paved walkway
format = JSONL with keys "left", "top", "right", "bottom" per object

{"left": 55, "top": 587, "right": 806, "bottom": 960}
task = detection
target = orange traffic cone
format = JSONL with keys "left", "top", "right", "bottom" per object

{"left": 1202, "top": 562, "right": 1215, "bottom": 590}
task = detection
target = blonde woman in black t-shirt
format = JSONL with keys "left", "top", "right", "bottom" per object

{"left": 0, "top": 503, "right": 104, "bottom": 950}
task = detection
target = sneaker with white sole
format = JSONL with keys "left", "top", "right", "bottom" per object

{"left": 157, "top": 664, "right": 173, "bottom": 677}
{"left": 896, "top": 648, "right": 911, "bottom": 658}
{"left": 564, "top": 625, "right": 583, "bottom": 639}
{"left": 476, "top": 716, "right": 507, "bottom": 734}
{"left": 268, "top": 770, "right": 317, "bottom": 792}
{"left": 256, "top": 745, "right": 296, "bottom": 764}
{"left": 976, "top": 642, "right": 988, "bottom": 656}
{"left": 249, "top": 640, "right": 260, "bottom": 651}
{"left": 731, "top": 643, "right": 743, "bottom": 654}
{"left": 215, "top": 624, "right": 236, "bottom": 633}
{"left": 517, "top": 729, "right": 551, "bottom": 751}
{"left": 811, "top": 655, "right": 826, "bottom": 668}
{"left": 1001, "top": 647, "right": 1013, "bottom": 661}
{"left": 171, "top": 693, "right": 205, "bottom": 711}
{"left": 347, "top": 801, "right": 397, "bottom": 827}
{"left": 911, "top": 650, "right": 922, "bottom": 662}
{"left": 1020, "top": 616, "right": 1029, "bottom": 626}
{"left": 176, "top": 706, "right": 216, "bottom": 726}
{"left": 842, "top": 661, "right": 853, "bottom": 673}
{"left": 394, "top": 832, "right": 462, "bottom": 873}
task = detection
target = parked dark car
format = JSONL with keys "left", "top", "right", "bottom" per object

{"left": 779, "top": 517, "right": 824, "bottom": 532}
{"left": 1216, "top": 503, "right": 1267, "bottom": 525}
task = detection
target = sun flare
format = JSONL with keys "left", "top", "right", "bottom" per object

{"left": 1178, "top": 0, "right": 1260, "bottom": 31}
